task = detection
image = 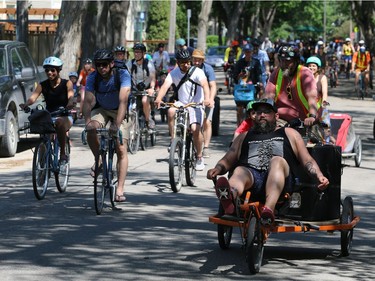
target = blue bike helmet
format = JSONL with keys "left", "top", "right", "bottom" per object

{"left": 68, "top": 71, "right": 78, "bottom": 78}
{"left": 306, "top": 56, "right": 321, "bottom": 67}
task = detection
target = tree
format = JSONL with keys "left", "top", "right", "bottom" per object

{"left": 196, "top": 0, "right": 213, "bottom": 51}
{"left": 220, "top": 1, "right": 247, "bottom": 44}
{"left": 54, "top": 0, "right": 129, "bottom": 77}
{"left": 16, "top": 0, "right": 28, "bottom": 45}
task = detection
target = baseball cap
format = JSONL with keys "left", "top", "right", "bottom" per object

{"left": 192, "top": 49, "right": 205, "bottom": 59}
{"left": 252, "top": 98, "right": 278, "bottom": 113}
{"left": 176, "top": 38, "right": 186, "bottom": 46}
{"left": 243, "top": 44, "right": 254, "bottom": 51}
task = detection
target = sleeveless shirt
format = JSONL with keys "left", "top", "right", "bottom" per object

{"left": 238, "top": 127, "right": 298, "bottom": 173}
{"left": 41, "top": 79, "right": 69, "bottom": 112}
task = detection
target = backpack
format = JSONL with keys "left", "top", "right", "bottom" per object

{"left": 131, "top": 58, "right": 150, "bottom": 77}
{"left": 172, "top": 66, "right": 201, "bottom": 100}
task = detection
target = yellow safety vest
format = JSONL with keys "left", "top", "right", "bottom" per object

{"left": 275, "top": 65, "right": 318, "bottom": 116}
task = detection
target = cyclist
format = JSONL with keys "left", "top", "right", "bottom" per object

{"left": 356, "top": 39, "right": 365, "bottom": 52}
{"left": 154, "top": 49, "right": 212, "bottom": 171}
{"left": 191, "top": 49, "right": 217, "bottom": 158}
{"left": 251, "top": 38, "right": 271, "bottom": 86}
{"left": 77, "top": 58, "right": 95, "bottom": 118}
{"left": 352, "top": 46, "right": 371, "bottom": 95}
{"left": 224, "top": 40, "right": 242, "bottom": 66}
{"left": 20, "top": 56, "right": 75, "bottom": 166}
{"left": 127, "top": 43, "right": 157, "bottom": 129}
{"left": 175, "top": 38, "right": 194, "bottom": 56}
{"left": 263, "top": 46, "right": 318, "bottom": 127}
{"left": 152, "top": 42, "right": 170, "bottom": 76}
{"left": 83, "top": 48, "right": 131, "bottom": 202}
{"left": 342, "top": 38, "right": 355, "bottom": 77}
{"left": 114, "top": 45, "right": 129, "bottom": 67}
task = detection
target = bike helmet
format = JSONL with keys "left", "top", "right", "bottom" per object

{"left": 175, "top": 49, "right": 191, "bottom": 60}
{"left": 231, "top": 40, "right": 239, "bottom": 47}
{"left": 278, "top": 45, "right": 300, "bottom": 60}
{"left": 133, "top": 43, "right": 146, "bottom": 52}
{"left": 317, "top": 40, "right": 324, "bottom": 46}
{"left": 84, "top": 58, "right": 92, "bottom": 64}
{"left": 158, "top": 42, "right": 165, "bottom": 48}
{"left": 306, "top": 56, "right": 321, "bottom": 67}
{"left": 243, "top": 44, "right": 253, "bottom": 52}
{"left": 176, "top": 38, "right": 186, "bottom": 46}
{"left": 43, "top": 56, "right": 63, "bottom": 68}
{"left": 114, "top": 45, "right": 126, "bottom": 53}
{"left": 358, "top": 40, "right": 365, "bottom": 45}
{"left": 93, "top": 48, "right": 114, "bottom": 61}
{"left": 345, "top": 37, "right": 351, "bottom": 42}
{"left": 68, "top": 71, "right": 78, "bottom": 78}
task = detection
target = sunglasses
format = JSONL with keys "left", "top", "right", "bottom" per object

{"left": 95, "top": 62, "right": 110, "bottom": 68}
{"left": 177, "top": 60, "right": 191, "bottom": 65}
{"left": 286, "top": 85, "right": 293, "bottom": 100}
{"left": 45, "top": 68, "right": 57, "bottom": 73}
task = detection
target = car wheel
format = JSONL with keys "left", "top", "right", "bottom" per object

{"left": 0, "top": 111, "right": 18, "bottom": 157}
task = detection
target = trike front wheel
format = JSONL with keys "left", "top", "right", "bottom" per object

{"left": 32, "top": 141, "right": 50, "bottom": 200}
{"left": 169, "top": 138, "right": 183, "bottom": 193}
{"left": 246, "top": 216, "right": 264, "bottom": 274}
{"left": 217, "top": 204, "right": 233, "bottom": 249}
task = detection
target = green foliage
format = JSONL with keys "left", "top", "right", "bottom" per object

{"left": 146, "top": 1, "right": 170, "bottom": 41}
{"left": 206, "top": 35, "right": 219, "bottom": 48}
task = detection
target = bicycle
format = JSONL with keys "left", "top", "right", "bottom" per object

{"left": 127, "top": 94, "right": 141, "bottom": 154}
{"left": 130, "top": 90, "right": 157, "bottom": 152}
{"left": 161, "top": 102, "right": 202, "bottom": 193}
{"left": 24, "top": 106, "right": 72, "bottom": 200}
{"left": 224, "top": 63, "right": 235, "bottom": 95}
{"left": 81, "top": 122, "right": 123, "bottom": 215}
{"left": 357, "top": 70, "right": 366, "bottom": 100}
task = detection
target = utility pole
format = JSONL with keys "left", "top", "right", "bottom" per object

{"left": 16, "top": 0, "right": 29, "bottom": 45}
{"left": 168, "top": 0, "right": 176, "bottom": 54}
{"left": 187, "top": 9, "right": 191, "bottom": 47}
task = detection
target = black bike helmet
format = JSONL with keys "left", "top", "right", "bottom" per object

{"left": 278, "top": 45, "right": 300, "bottom": 60}
{"left": 84, "top": 58, "right": 92, "bottom": 64}
{"left": 93, "top": 49, "right": 114, "bottom": 61}
{"left": 133, "top": 43, "right": 146, "bottom": 52}
{"left": 114, "top": 45, "right": 126, "bottom": 53}
{"left": 175, "top": 49, "right": 191, "bottom": 60}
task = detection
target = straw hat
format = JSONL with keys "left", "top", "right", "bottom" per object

{"left": 192, "top": 49, "right": 205, "bottom": 59}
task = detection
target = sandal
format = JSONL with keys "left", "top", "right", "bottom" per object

{"left": 214, "top": 177, "right": 235, "bottom": 215}
{"left": 90, "top": 162, "right": 102, "bottom": 178}
{"left": 115, "top": 194, "right": 126, "bottom": 202}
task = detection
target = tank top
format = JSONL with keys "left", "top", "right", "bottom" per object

{"left": 41, "top": 79, "right": 69, "bottom": 112}
{"left": 238, "top": 127, "right": 298, "bottom": 173}
{"left": 343, "top": 44, "right": 353, "bottom": 56}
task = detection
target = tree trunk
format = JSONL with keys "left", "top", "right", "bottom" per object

{"left": 351, "top": 1, "right": 375, "bottom": 53}
{"left": 16, "top": 0, "right": 28, "bottom": 45}
{"left": 197, "top": 0, "right": 213, "bottom": 51}
{"left": 54, "top": 0, "right": 89, "bottom": 77}
{"left": 221, "top": 0, "right": 246, "bottom": 44}
{"left": 109, "top": 1, "right": 130, "bottom": 46}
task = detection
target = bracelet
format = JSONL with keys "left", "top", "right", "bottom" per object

{"left": 308, "top": 113, "right": 317, "bottom": 119}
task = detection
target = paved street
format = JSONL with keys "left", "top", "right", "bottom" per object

{"left": 0, "top": 71, "right": 374, "bottom": 280}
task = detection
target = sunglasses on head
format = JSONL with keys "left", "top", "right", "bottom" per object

{"left": 95, "top": 62, "right": 110, "bottom": 68}
{"left": 44, "top": 68, "right": 57, "bottom": 73}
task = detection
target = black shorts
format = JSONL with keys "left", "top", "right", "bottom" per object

{"left": 246, "top": 167, "right": 293, "bottom": 201}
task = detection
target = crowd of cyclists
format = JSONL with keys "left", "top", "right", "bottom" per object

{"left": 20, "top": 34, "right": 373, "bottom": 204}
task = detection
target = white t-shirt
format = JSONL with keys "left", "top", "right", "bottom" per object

{"left": 166, "top": 66, "right": 207, "bottom": 104}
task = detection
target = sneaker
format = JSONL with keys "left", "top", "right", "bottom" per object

{"left": 59, "top": 156, "right": 68, "bottom": 174}
{"left": 195, "top": 157, "right": 205, "bottom": 171}
{"left": 148, "top": 119, "right": 155, "bottom": 129}
{"left": 214, "top": 177, "right": 235, "bottom": 215}
{"left": 260, "top": 206, "right": 275, "bottom": 226}
{"left": 202, "top": 147, "right": 210, "bottom": 158}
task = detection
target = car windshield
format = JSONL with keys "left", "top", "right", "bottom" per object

{"left": 207, "top": 47, "right": 226, "bottom": 56}
{"left": 0, "top": 49, "right": 7, "bottom": 76}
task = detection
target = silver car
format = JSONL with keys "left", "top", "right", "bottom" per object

{"left": 205, "top": 46, "right": 226, "bottom": 68}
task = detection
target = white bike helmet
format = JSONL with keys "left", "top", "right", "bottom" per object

{"left": 358, "top": 40, "right": 365, "bottom": 45}
{"left": 345, "top": 38, "right": 351, "bottom": 42}
{"left": 43, "top": 56, "right": 63, "bottom": 69}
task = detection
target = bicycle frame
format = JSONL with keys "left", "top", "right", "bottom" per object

{"left": 173, "top": 107, "right": 190, "bottom": 161}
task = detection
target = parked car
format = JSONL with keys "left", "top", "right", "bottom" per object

{"left": 0, "top": 40, "right": 46, "bottom": 157}
{"left": 205, "top": 46, "right": 226, "bottom": 68}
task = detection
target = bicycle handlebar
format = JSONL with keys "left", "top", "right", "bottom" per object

{"left": 159, "top": 102, "right": 203, "bottom": 110}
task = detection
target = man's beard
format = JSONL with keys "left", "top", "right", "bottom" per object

{"left": 253, "top": 119, "right": 277, "bottom": 134}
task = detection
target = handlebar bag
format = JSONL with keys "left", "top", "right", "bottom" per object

{"left": 28, "top": 109, "right": 55, "bottom": 134}
{"left": 234, "top": 83, "right": 255, "bottom": 102}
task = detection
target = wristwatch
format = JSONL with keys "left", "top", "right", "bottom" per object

{"left": 308, "top": 113, "right": 317, "bottom": 119}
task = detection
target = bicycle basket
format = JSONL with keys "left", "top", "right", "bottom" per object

{"left": 28, "top": 109, "right": 55, "bottom": 134}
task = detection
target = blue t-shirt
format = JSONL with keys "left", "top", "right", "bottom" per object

{"left": 202, "top": 62, "right": 216, "bottom": 83}
{"left": 252, "top": 50, "right": 269, "bottom": 73}
{"left": 86, "top": 69, "right": 131, "bottom": 110}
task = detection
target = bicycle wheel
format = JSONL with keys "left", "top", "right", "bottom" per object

{"left": 185, "top": 135, "right": 196, "bottom": 187}
{"left": 169, "top": 137, "right": 183, "bottom": 193}
{"left": 246, "top": 215, "right": 264, "bottom": 274}
{"left": 94, "top": 153, "right": 107, "bottom": 215}
{"left": 217, "top": 204, "right": 233, "bottom": 249}
{"left": 139, "top": 116, "right": 147, "bottom": 151}
{"left": 32, "top": 141, "right": 50, "bottom": 200}
{"left": 341, "top": 197, "right": 354, "bottom": 257}
{"left": 108, "top": 147, "right": 117, "bottom": 208}
{"left": 55, "top": 136, "right": 70, "bottom": 193}
{"left": 127, "top": 111, "right": 140, "bottom": 154}
{"left": 150, "top": 130, "right": 156, "bottom": 146}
